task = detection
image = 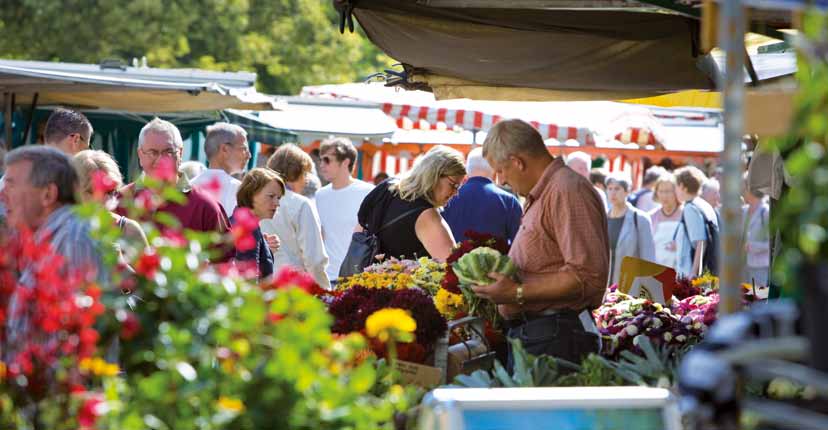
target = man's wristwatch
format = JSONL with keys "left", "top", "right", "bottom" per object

{"left": 516, "top": 284, "right": 525, "bottom": 307}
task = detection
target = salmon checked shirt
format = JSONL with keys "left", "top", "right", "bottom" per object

{"left": 499, "top": 157, "right": 610, "bottom": 319}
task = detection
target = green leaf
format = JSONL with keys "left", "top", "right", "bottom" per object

{"left": 348, "top": 363, "right": 376, "bottom": 394}
{"left": 493, "top": 360, "right": 516, "bottom": 388}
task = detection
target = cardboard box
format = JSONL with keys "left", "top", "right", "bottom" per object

{"left": 398, "top": 360, "right": 443, "bottom": 387}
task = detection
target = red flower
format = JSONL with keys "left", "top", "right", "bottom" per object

{"left": 135, "top": 251, "right": 161, "bottom": 279}
{"left": 90, "top": 170, "right": 118, "bottom": 199}
{"left": 118, "top": 311, "right": 141, "bottom": 340}
{"left": 231, "top": 207, "right": 259, "bottom": 252}
{"left": 266, "top": 266, "right": 322, "bottom": 295}
{"left": 78, "top": 393, "right": 105, "bottom": 429}
{"left": 441, "top": 268, "right": 461, "bottom": 294}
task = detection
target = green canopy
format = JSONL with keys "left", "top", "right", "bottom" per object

{"left": 10, "top": 108, "right": 296, "bottom": 181}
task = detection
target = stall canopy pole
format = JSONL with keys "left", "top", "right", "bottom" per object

{"left": 719, "top": 0, "right": 746, "bottom": 315}
{"left": 22, "top": 92, "right": 39, "bottom": 146}
{"left": 3, "top": 93, "right": 11, "bottom": 150}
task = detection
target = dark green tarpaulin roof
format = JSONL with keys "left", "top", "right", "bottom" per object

{"left": 344, "top": 0, "right": 719, "bottom": 99}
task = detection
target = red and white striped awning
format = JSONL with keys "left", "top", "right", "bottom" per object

{"left": 382, "top": 103, "right": 595, "bottom": 145}
{"left": 614, "top": 127, "right": 664, "bottom": 149}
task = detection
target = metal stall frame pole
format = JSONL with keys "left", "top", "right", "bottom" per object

{"left": 3, "top": 93, "right": 11, "bottom": 150}
{"left": 719, "top": 0, "right": 746, "bottom": 315}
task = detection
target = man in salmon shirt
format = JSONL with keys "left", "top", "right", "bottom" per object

{"left": 471, "top": 119, "right": 609, "bottom": 369}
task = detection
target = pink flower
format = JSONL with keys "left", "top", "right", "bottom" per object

{"left": 90, "top": 170, "right": 118, "bottom": 199}
{"left": 147, "top": 156, "right": 177, "bottom": 183}
{"left": 202, "top": 176, "right": 223, "bottom": 200}
{"left": 231, "top": 207, "right": 259, "bottom": 252}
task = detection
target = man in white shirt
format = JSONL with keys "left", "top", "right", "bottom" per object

{"left": 190, "top": 123, "right": 250, "bottom": 214}
{"left": 315, "top": 137, "right": 374, "bottom": 281}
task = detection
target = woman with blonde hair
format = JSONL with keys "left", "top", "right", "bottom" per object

{"left": 73, "top": 150, "right": 149, "bottom": 256}
{"left": 648, "top": 173, "right": 683, "bottom": 268}
{"left": 356, "top": 145, "right": 466, "bottom": 262}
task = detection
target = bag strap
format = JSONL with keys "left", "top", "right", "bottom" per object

{"left": 633, "top": 210, "right": 639, "bottom": 234}
{"left": 376, "top": 206, "right": 424, "bottom": 234}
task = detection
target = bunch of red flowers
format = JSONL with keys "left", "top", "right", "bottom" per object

{"left": 328, "top": 286, "right": 447, "bottom": 363}
{"left": 0, "top": 228, "right": 104, "bottom": 400}
{"left": 441, "top": 230, "right": 509, "bottom": 294}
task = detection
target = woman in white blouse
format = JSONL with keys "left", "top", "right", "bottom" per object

{"left": 261, "top": 144, "right": 330, "bottom": 289}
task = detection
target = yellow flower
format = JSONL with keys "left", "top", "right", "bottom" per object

{"left": 79, "top": 357, "right": 93, "bottom": 372}
{"left": 217, "top": 396, "right": 245, "bottom": 412}
{"left": 221, "top": 358, "right": 236, "bottom": 374}
{"left": 365, "top": 308, "right": 416, "bottom": 343}
{"left": 79, "top": 357, "right": 119, "bottom": 376}
{"left": 434, "top": 288, "right": 467, "bottom": 320}
{"left": 691, "top": 274, "right": 719, "bottom": 288}
{"left": 100, "top": 363, "right": 120, "bottom": 376}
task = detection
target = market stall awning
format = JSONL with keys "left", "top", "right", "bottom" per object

{"left": 257, "top": 98, "right": 397, "bottom": 145}
{"left": 223, "top": 109, "right": 298, "bottom": 146}
{"left": 0, "top": 59, "right": 278, "bottom": 112}
{"left": 303, "top": 83, "right": 599, "bottom": 145}
{"left": 337, "top": 2, "right": 796, "bottom": 103}
{"left": 343, "top": 1, "right": 717, "bottom": 100}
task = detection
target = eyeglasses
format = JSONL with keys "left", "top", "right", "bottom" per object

{"left": 446, "top": 177, "right": 461, "bottom": 191}
{"left": 140, "top": 148, "right": 178, "bottom": 159}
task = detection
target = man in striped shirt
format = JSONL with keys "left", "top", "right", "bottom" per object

{"left": 1, "top": 145, "right": 104, "bottom": 362}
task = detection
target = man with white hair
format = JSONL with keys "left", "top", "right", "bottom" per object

{"left": 701, "top": 177, "right": 721, "bottom": 209}
{"left": 442, "top": 147, "right": 522, "bottom": 243}
{"left": 190, "top": 122, "right": 250, "bottom": 214}
{"left": 566, "top": 151, "right": 608, "bottom": 210}
{"left": 120, "top": 118, "right": 231, "bottom": 237}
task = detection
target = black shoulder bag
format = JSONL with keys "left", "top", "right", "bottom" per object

{"left": 338, "top": 207, "right": 423, "bottom": 279}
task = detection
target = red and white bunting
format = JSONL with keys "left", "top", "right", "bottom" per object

{"left": 382, "top": 103, "right": 595, "bottom": 146}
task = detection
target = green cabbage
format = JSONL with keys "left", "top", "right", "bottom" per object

{"left": 452, "top": 247, "right": 517, "bottom": 286}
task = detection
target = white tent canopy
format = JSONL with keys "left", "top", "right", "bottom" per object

{"left": 258, "top": 97, "right": 396, "bottom": 145}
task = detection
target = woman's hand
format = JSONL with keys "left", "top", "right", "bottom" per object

{"left": 264, "top": 233, "right": 280, "bottom": 252}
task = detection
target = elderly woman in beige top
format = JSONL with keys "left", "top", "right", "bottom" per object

{"left": 260, "top": 144, "right": 330, "bottom": 289}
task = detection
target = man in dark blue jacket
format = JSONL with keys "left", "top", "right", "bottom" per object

{"left": 442, "top": 148, "right": 523, "bottom": 244}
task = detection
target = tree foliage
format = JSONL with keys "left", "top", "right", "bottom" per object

{"left": 0, "top": 0, "right": 392, "bottom": 94}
